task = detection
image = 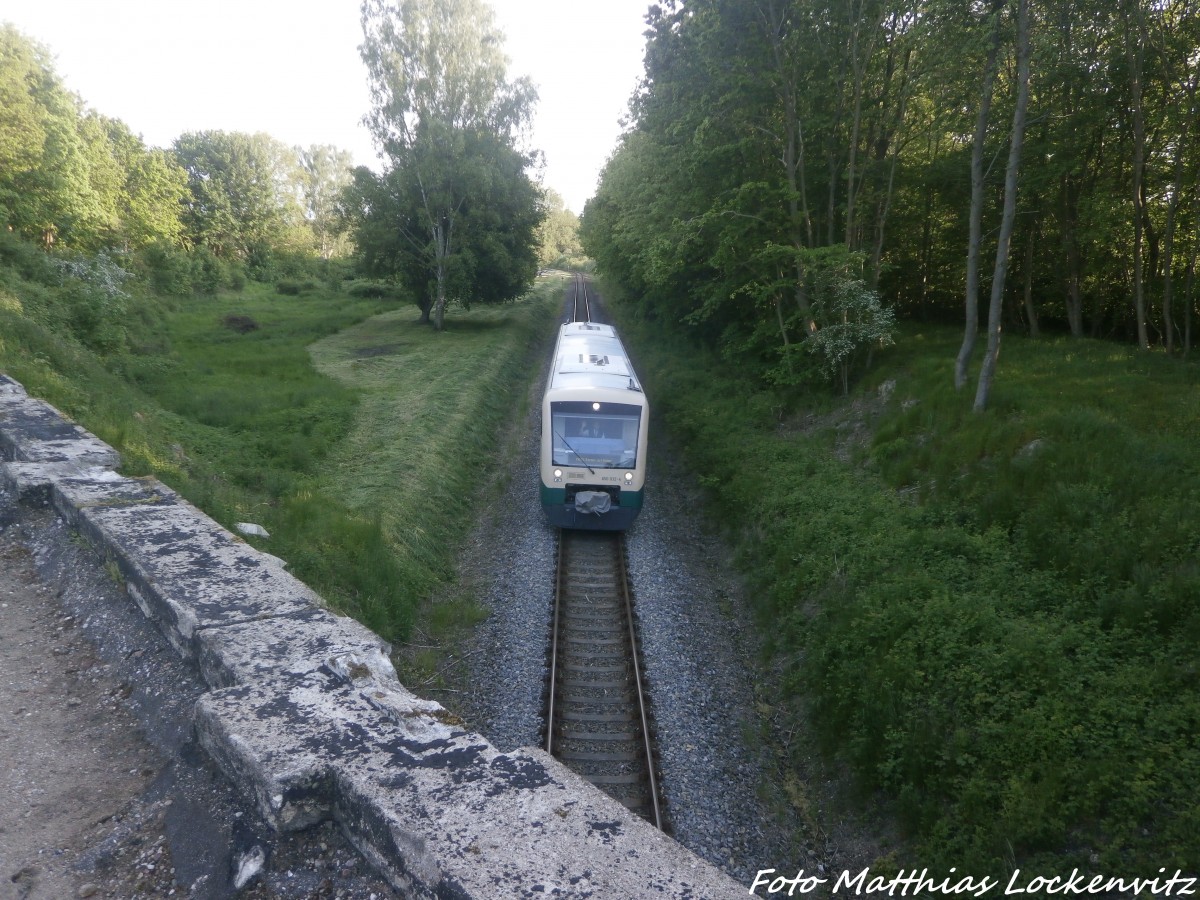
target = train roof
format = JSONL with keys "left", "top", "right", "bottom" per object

{"left": 547, "top": 322, "right": 645, "bottom": 396}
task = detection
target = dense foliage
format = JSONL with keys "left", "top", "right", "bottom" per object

{"left": 0, "top": 240, "right": 558, "bottom": 645}
{"left": 0, "top": 24, "right": 357, "bottom": 285}
{"left": 612, "top": 296, "right": 1200, "bottom": 870}
{"left": 583, "top": 0, "right": 1200, "bottom": 868}
{"left": 7, "top": 0, "right": 1198, "bottom": 874}
{"left": 0, "top": 11, "right": 558, "bottom": 641}
{"left": 173, "top": 130, "right": 306, "bottom": 266}
{"left": 0, "top": 25, "right": 188, "bottom": 253}
{"left": 348, "top": 0, "right": 545, "bottom": 329}
{"left": 582, "top": 0, "right": 1200, "bottom": 385}
{"left": 537, "top": 189, "right": 587, "bottom": 270}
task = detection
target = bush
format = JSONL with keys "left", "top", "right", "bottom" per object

{"left": 803, "top": 273, "right": 896, "bottom": 393}
{"left": 0, "top": 230, "right": 58, "bottom": 284}
{"left": 347, "top": 280, "right": 393, "bottom": 299}
{"left": 138, "top": 241, "right": 194, "bottom": 296}
{"left": 610, "top": 307, "right": 1200, "bottom": 871}
{"left": 190, "top": 248, "right": 227, "bottom": 295}
{"left": 54, "top": 251, "right": 133, "bottom": 354}
{"left": 225, "top": 265, "right": 248, "bottom": 292}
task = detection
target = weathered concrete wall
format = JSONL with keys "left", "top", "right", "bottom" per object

{"left": 0, "top": 374, "right": 746, "bottom": 899}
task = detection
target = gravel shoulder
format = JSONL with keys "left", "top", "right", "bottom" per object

{"left": 0, "top": 281, "right": 888, "bottom": 899}
{"left": 423, "top": 287, "right": 890, "bottom": 890}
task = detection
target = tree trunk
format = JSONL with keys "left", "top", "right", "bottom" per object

{"left": 1061, "top": 173, "right": 1085, "bottom": 337}
{"left": 870, "top": 46, "right": 912, "bottom": 290}
{"left": 1023, "top": 222, "right": 1039, "bottom": 337}
{"left": 974, "top": 0, "right": 1031, "bottom": 412}
{"left": 1161, "top": 173, "right": 1180, "bottom": 355}
{"left": 1159, "top": 67, "right": 1197, "bottom": 355}
{"left": 1124, "top": 0, "right": 1150, "bottom": 349}
{"left": 843, "top": 0, "right": 869, "bottom": 250}
{"left": 1186, "top": 192, "right": 1199, "bottom": 356}
{"left": 757, "top": 0, "right": 815, "bottom": 333}
{"left": 1185, "top": 248, "right": 1196, "bottom": 357}
{"left": 432, "top": 217, "right": 451, "bottom": 331}
{"left": 784, "top": 73, "right": 815, "bottom": 334}
{"left": 774, "top": 294, "right": 791, "bottom": 355}
{"left": 955, "top": 1, "right": 1005, "bottom": 390}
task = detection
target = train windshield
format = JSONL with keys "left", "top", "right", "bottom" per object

{"left": 551, "top": 401, "right": 641, "bottom": 469}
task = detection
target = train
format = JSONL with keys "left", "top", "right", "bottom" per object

{"left": 539, "top": 318, "right": 648, "bottom": 530}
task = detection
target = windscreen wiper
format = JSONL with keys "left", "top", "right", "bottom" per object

{"left": 554, "top": 430, "right": 596, "bottom": 474}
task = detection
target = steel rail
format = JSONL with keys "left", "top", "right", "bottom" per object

{"left": 544, "top": 533, "right": 565, "bottom": 756}
{"left": 615, "top": 533, "right": 664, "bottom": 830}
{"left": 544, "top": 531, "right": 665, "bottom": 830}
{"left": 570, "top": 273, "right": 591, "bottom": 323}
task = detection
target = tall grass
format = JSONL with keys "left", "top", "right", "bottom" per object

{"left": 1, "top": 263, "right": 558, "bottom": 644}
{"left": 608, "top": 300, "right": 1200, "bottom": 871}
{"left": 305, "top": 290, "right": 559, "bottom": 636}
{"left": 129, "top": 283, "right": 558, "bottom": 640}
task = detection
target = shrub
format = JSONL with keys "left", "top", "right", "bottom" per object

{"left": 53, "top": 251, "right": 133, "bottom": 354}
{"left": 138, "top": 241, "right": 194, "bottom": 296}
{"left": 347, "top": 280, "right": 393, "bottom": 299}
{"left": 225, "top": 265, "right": 248, "bottom": 292}
{"left": 0, "top": 230, "right": 58, "bottom": 284}
{"left": 609, "top": 307, "right": 1200, "bottom": 871}
{"left": 803, "top": 274, "right": 896, "bottom": 394}
{"left": 190, "top": 248, "right": 227, "bottom": 295}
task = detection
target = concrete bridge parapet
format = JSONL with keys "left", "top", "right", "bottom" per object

{"left": 0, "top": 373, "right": 746, "bottom": 899}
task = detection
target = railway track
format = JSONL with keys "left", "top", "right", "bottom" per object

{"left": 544, "top": 530, "right": 666, "bottom": 830}
{"left": 570, "top": 273, "right": 591, "bottom": 323}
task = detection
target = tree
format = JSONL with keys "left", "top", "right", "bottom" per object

{"left": 78, "top": 113, "right": 189, "bottom": 251}
{"left": 297, "top": 144, "right": 355, "bottom": 260}
{"left": 536, "top": 189, "right": 583, "bottom": 269}
{"left": 974, "top": 0, "right": 1032, "bottom": 412}
{"left": 0, "top": 26, "right": 46, "bottom": 208}
{"left": 0, "top": 25, "right": 106, "bottom": 248}
{"left": 122, "top": 145, "right": 189, "bottom": 250}
{"left": 1122, "top": 0, "right": 1151, "bottom": 349}
{"left": 358, "top": 0, "right": 542, "bottom": 329}
{"left": 174, "top": 130, "right": 303, "bottom": 263}
{"left": 585, "top": 0, "right": 1199, "bottom": 370}
{"left": 955, "top": 0, "right": 1006, "bottom": 391}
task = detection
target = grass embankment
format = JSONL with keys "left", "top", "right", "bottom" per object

{"left": 0, "top": 267, "right": 560, "bottom": 643}
{"left": 305, "top": 290, "right": 559, "bottom": 640}
{"left": 612, "top": 306, "right": 1200, "bottom": 872}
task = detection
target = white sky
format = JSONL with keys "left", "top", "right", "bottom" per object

{"left": 1, "top": 0, "right": 651, "bottom": 214}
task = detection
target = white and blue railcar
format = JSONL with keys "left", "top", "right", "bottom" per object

{"left": 540, "top": 321, "right": 648, "bottom": 530}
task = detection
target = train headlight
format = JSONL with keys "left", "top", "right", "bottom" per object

{"left": 624, "top": 472, "right": 634, "bottom": 482}
{"left": 592, "top": 402, "right": 601, "bottom": 411}
{"left": 554, "top": 469, "right": 563, "bottom": 480}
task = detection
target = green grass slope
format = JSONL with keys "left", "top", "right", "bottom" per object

{"left": 613, "top": 309, "right": 1200, "bottom": 872}
{"left": 0, "top": 259, "right": 559, "bottom": 643}
{"left": 305, "top": 294, "right": 558, "bottom": 636}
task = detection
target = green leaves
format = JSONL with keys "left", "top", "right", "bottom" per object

{"left": 174, "top": 130, "right": 304, "bottom": 263}
{"left": 612, "top": 307, "right": 1200, "bottom": 870}
{"left": 360, "top": 0, "right": 535, "bottom": 150}
{"left": 354, "top": 0, "right": 542, "bottom": 328}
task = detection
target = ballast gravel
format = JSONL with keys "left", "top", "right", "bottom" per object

{"left": 447, "top": 305, "right": 835, "bottom": 888}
